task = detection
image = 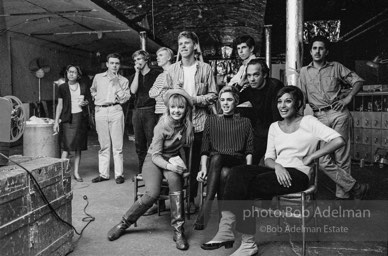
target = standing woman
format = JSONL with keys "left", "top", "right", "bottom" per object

{"left": 54, "top": 65, "right": 91, "bottom": 182}
{"left": 194, "top": 86, "right": 254, "bottom": 230}
{"left": 107, "top": 89, "right": 194, "bottom": 251}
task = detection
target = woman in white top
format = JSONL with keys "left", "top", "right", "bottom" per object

{"left": 201, "top": 86, "right": 348, "bottom": 255}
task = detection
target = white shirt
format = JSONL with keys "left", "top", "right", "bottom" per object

{"left": 228, "top": 54, "right": 257, "bottom": 87}
{"left": 69, "top": 83, "right": 82, "bottom": 114}
{"left": 264, "top": 115, "right": 341, "bottom": 178}
{"left": 182, "top": 64, "right": 197, "bottom": 97}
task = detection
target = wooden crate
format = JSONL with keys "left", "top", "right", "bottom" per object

{"left": 0, "top": 156, "right": 73, "bottom": 256}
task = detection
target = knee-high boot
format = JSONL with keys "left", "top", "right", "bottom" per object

{"left": 170, "top": 191, "right": 189, "bottom": 250}
{"left": 107, "top": 194, "right": 156, "bottom": 241}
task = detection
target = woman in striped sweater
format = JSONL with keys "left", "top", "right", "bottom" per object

{"left": 194, "top": 86, "right": 254, "bottom": 230}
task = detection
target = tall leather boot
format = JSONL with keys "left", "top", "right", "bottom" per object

{"left": 170, "top": 191, "right": 189, "bottom": 250}
{"left": 107, "top": 194, "right": 155, "bottom": 241}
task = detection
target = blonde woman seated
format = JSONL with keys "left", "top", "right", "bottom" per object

{"left": 107, "top": 89, "right": 193, "bottom": 251}
{"left": 201, "top": 86, "right": 367, "bottom": 255}
{"left": 194, "top": 86, "right": 254, "bottom": 230}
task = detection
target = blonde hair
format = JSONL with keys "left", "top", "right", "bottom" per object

{"left": 164, "top": 94, "right": 194, "bottom": 145}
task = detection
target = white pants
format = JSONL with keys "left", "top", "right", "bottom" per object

{"left": 95, "top": 105, "right": 124, "bottom": 178}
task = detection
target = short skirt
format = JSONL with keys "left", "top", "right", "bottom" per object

{"left": 60, "top": 112, "right": 88, "bottom": 151}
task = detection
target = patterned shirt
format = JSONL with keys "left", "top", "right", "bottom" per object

{"left": 149, "top": 71, "right": 171, "bottom": 114}
{"left": 298, "top": 61, "right": 364, "bottom": 109}
{"left": 165, "top": 61, "right": 217, "bottom": 133}
{"left": 90, "top": 71, "right": 130, "bottom": 105}
{"left": 201, "top": 114, "right": 254, "bottom": 158}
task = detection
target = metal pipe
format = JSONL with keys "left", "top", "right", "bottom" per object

{"left": 31, "top": 29, "right": 132, "bottom": 36}
{"left": 286, "top": 0, "right": 304, "bottom": 86}
{"left": 140, "top": 31, "right": 147, "bottom": 51}
{"left": 264, "top": 25, "right": 272, "bottom": 74}
{"left": 339, "top": 8, "right": 388, "bottom": 41}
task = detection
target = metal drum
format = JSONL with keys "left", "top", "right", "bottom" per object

{"left": 23, "top": 123, "right": 60, "bottom": 158}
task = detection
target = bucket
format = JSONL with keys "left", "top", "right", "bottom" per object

{"left": 23, "top": 123, "right": 60, "bottom": 158}
{"left": 0, "top": 142, "right": 10, "bottom": 166}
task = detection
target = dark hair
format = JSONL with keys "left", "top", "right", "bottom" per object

{"left": 178, "top": 31, "right": 199, "bottom": 45}
{"left": 132, "top": 50, "right": 150, "bottom": 62}
{"left": 219, "top": 85, "right": 240, "bottom": 105}
{"left": 65, "top": 65, "right": 82, "bottom": 81}
{"left": 246, "top": 58, "right": 269, "bottom": 77}
{"left": 234, "top": 35, "right": 255, "bottom": 49}
{"left": 309, "top": 35, "right": 330, "bottom": 51}
{"left": 276, "top": 86, "right": 304, "bottom": 113}
{"left": 106, "top": 53, "right": 122, "bottom": 62}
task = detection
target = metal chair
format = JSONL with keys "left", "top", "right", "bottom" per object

{"left": 276, "top": 160, "right": 319, "bottom": 256}
{"left": 133, "top": 145, "right": 192, "bottom": 227}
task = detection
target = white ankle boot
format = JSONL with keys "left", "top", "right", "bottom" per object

{"left": 230, "top": 234, "right": 258, "bottom": 256}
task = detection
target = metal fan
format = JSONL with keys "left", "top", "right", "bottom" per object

{"left": 28, "top": 57, "right": 51, "bottom": 102}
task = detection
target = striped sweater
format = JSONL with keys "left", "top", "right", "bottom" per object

{"left": 201, "top": 114, "right": 254, "bottom": 158}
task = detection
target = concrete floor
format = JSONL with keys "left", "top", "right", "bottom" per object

{"left": 12, "top": 131, "right": 388, "bottom": 256}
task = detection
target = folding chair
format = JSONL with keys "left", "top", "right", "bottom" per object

{"left": 276, "top": 160, "right": 319, "bottom": 256}
{"left": 133, "top": 145, "right": 192, "bottom": 227}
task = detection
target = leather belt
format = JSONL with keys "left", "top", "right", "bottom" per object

{"left": 96, "top": 103, "right": 119, "bottom": 107}
{"left": 312, "top": 105, "right": 332, "bottom": 112}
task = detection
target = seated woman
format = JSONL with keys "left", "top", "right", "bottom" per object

{"left": 194, "top": 86, "right": 254, "bottom": 230}
{"left": 107, "top": 89, "right": 194, "bottom": 251}
{"left": 201, "top": 86, "right": 367, "bottom": 255}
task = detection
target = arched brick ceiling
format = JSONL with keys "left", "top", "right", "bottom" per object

{"left": 103, "top": 0, "right": 267, "bottom": 58}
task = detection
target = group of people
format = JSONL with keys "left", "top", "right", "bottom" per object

{"left": 53, "top": 32, "right": 369, "bottom": 255}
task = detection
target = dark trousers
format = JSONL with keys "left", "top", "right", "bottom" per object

{"left": 252, "top": 135, "right": 267, "bottom": 165}
{"left": 223, "top": 165, "right": 309, "bottom": 234}
{"left": 189, "top": 132, "right": 203, "bottom": 201}
{"left": 132, "top": 107, "right": 157, "bottom": 173}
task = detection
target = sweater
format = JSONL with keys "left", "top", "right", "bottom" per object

{"left": 149, "top": 116, "right": 188, "bottom": 169}
{"left": 201, "top": 114, "right": 254, "bottom": 158}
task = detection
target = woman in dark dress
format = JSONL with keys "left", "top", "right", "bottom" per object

{"left": 54, "top": 65, "right": 91, "bottom": 182}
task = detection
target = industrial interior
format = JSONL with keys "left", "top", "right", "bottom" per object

{"left": 0, "top": 0, "right": 387, "bottom": 255}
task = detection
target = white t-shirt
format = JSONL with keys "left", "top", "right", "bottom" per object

{"left": 182, "top": 64, "right": 196, "bottom": 97}
{"left": 70, "top": 84, "right": 82, "bottom": 114}
{"left": 264, "top": 115, "right": 341, "bottom": 178}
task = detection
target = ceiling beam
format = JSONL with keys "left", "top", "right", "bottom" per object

{"left": 0, "top": 9, "right": 96, "bottom": 17}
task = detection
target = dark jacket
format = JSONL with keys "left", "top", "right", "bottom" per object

{"left": 57, "top": 82, "right": 92, "bottom": 123}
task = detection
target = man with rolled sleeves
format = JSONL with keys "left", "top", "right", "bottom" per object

{"left": 298, "top": 35, "right": 369, "bottom": 201}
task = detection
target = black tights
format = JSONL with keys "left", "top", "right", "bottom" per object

{"left": 196, "top": 154, "right": 245, "bottom": 225}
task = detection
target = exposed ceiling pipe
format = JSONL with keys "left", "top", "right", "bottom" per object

{"left": 339, "top": 8, "right": 388, "bottom": 41}
{"left": 31, "top": 29, "right": 132, "bottom": 36}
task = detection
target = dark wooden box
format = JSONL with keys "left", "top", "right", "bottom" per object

{"left": 0, "top": 156, "right": 73, "bottom": 256}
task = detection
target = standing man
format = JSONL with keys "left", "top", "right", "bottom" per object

{"left": 298, "top": 35, "right": 369, "bottom": 200}
{"left": 90, "top": 53, "right": 130, "bottom": 184}
{"left": 166, "top": 31, "right": 218, "bottom": 213}
{"left": 228, "top": 35, "right": 257, "bottom": 89}
{"left": 130, "top": 50, "right": 161, "bottom": 173}
{"left": 239, "top": 58, "right": 284, "bottom": 164}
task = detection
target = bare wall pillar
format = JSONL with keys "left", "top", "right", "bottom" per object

{"left": 0, "top": 0, "right": 12, "bottom": 96}
{"left": 286, "top": 0, "right": 303, "bottom": 86}
{"left": 264, "top": 25, "right": 272, "bottom": 73}
{"left": 139, "top": 31, "right": 147, "bottom": 51}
